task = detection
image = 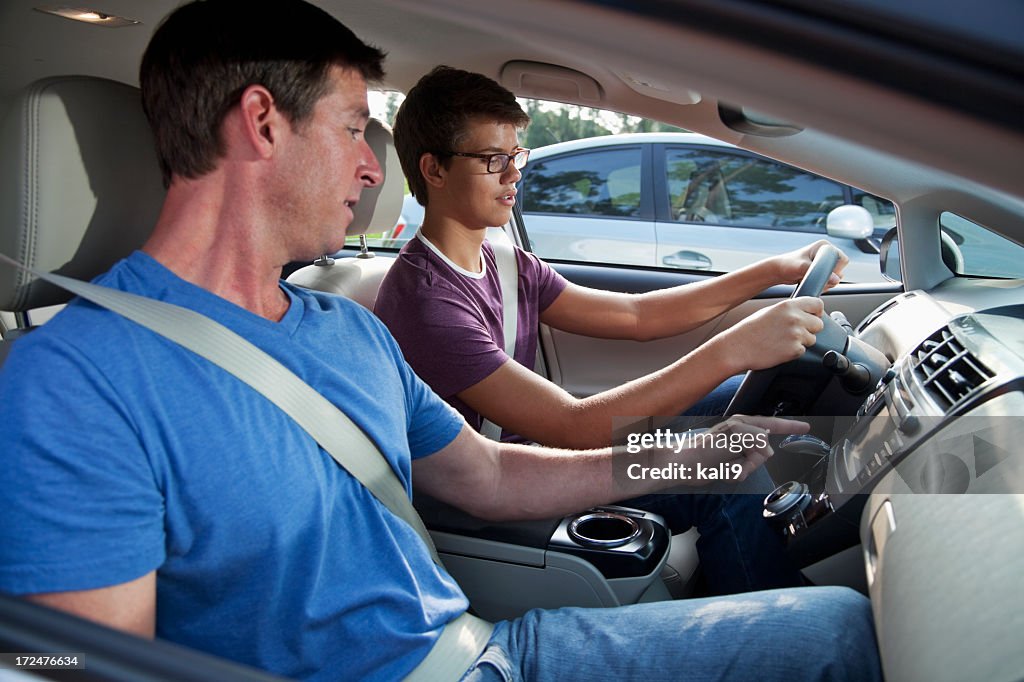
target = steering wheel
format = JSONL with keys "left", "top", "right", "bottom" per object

{"left": 790, "top": 244, "right": 840, "bottom": 299}
{"left": 725, "top": 244, "right": 847, "bottom": 416}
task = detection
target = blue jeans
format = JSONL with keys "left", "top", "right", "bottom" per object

{"left": 627, "top": 374, "right": 802, "bottom": 594}
{"left": 624, "top": 466, "right": 800, "bottom": 595}
{"left": 681, "top": 374, "right": 746, "bottom": 418}
{"left": 464, "top": 587, "right": 882, "bottom": 682}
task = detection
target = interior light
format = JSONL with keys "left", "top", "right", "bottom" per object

{"left": 34, "top": 5, "right": 141, "bottom": 27}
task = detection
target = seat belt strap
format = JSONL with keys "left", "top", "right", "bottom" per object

{"left": 480, "top": 227, "right": 518, "bottom": 441}
{"left": 404, "top": 611, "right": 495, "bottom": 682}
{"left": 0, "top": 252, "right": 493, "bottom": 681}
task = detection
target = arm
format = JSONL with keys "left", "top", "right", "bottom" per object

{"left": 541, "top": 239, "right": 848, "bottom": 342}
{"left": 25, "top": 571, "right": 156, "bottom": 638}
{"left": 412, "top": 417, "right": 809, "bottom": 522}
{"left": 0, "top": 337, "right": 166, "bottom": 639}
{"left": 459, "top": 296, "right": 825, "bottom": 448}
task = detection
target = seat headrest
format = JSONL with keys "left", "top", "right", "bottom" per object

{"left": 0, "top": 76, "right": 165, "bottom": 312}
{"left": 340, "top": 117, "right": 403, "bottom": 238}
{"left": 0, "top": 77, "right": 400, "bottom": 312}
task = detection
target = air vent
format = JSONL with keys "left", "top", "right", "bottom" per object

{"left": 911, "top": 327, "right": 993, "bottom": 412}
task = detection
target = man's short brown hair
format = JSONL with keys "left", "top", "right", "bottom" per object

{"left": 394, "top": 66, "right": 530, "bottom": 206}
{"left": 140, "top": 0, "right": 386, "bottom": 187}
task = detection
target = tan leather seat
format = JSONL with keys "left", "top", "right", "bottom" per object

{"left": 0, "top": 76, "right": 165, "bottom": 361}
{"left": 286, "top": 118, "right": 402, "bottom": 310}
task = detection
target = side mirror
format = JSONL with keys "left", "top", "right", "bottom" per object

{"left": 879, "top": 227, "right": 902, "bottom": 281}
{"left": 825, "top": 205, "right": 874, "bottom": 240}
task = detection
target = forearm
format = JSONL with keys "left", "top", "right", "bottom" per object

{"left": 525, "top": 342, "right": 739, "bottom": 449}
{"left": 485, "top": 414, "right": 791, "bottom": 521}
{"left": 634, "top": 257, "right": 782, "bottom": 340}
{"left": 482, "top": 441, "right": 688, "bottom": 521}
{"left": 416, "top": 419, "right": 801, "bottom": 523}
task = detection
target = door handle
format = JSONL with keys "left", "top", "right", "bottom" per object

{"left": 662, "top": 250, "right": 712, "bottom": 270}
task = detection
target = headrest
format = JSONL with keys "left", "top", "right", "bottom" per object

{"left": 285, "top": 119, "right": 404, "bottom": 309}
{"left": 340, "top": 118, "right": 403, "bottom": 237}
{"left": 287, "top": 255, "right": 394, "bottom": 310}
{"left": 0, "top": 76, "right": 165, "bottom": 311}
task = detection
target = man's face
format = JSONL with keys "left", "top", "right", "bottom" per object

{"left": 275, "top": 66, "right": 382, "bottom": 258}
{"left": 436, "top": 117, "right": 522, "bottom": 230}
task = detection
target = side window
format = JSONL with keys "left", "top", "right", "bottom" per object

{"left": 940, "top": 212, "right": 1024, "bottom": 278}
{"left": 522, "top": 148, "right": 642, "bottom": 218}
{"left": 666, "top": 148, "right": 845, "bottom": 231}
{"left": 851, "top": 189, "right": 898, "bottom": 230}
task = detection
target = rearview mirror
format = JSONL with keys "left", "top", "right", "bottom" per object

{"left": 826, "top": 205, "right": 874, "bottom": 240}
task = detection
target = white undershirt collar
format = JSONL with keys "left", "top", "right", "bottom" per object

{"left": 415, "top": 229, "right": 487, "bottom": 280}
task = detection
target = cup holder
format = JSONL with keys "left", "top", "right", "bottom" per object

{"left": 568, "top": 511, "right": 641, "bottom": 548}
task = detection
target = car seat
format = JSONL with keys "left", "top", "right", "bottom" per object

{"left": 285, "top": 119, "right": 402, "bottom": 310}
{"left": 0, "top": 75, "right": 164, "bottom": 361}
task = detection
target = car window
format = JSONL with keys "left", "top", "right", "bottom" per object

{"left": 940, "top": 212, "right": 1024, "bottom": 278}
{"left": 349, "top": 94, "right": 893, "bottom": 284}
{"left": 851, "top": 189, "right": 898, "bottom": 229}
{"left": 667, "top": 147, "right": 845, "bottom": 231}
{"left": 521, "top": 148, "right": 643, "bottom": 218}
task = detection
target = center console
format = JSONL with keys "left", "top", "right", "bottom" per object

{"left": 416, "top": 495, "right": 671, "bottom": 621}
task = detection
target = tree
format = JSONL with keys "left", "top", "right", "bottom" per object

{"left": 521, "top": 99, "right": 686, "bottom": 147}
{"left": 522, "top": 100, "right": 614, "bottom": 147}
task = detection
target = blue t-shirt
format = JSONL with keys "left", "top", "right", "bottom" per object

{"left": 0, "top": 252, "right": 467, "bottom": 681}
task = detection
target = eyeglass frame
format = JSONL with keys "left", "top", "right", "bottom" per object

{"left": 434, "top": 147, "right": 530, "bottom": 174}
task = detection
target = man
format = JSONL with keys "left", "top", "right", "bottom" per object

{"left": 374, "top": 66, "right": 844, "bottom": 594}
{"left": 0, "top": 2, "right": 880, "bottom": 681}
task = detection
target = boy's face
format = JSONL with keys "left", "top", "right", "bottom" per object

{"left": 435, "top": 117, "right": 522, "bottom": 230}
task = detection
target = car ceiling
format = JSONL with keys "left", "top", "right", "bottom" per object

{"left": 1, "top": 0, "right": 1023, "bottom": 235}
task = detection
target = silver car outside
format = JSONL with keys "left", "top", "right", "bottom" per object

{"left": 517, "top": 132, "right": 896, "bottom": 283}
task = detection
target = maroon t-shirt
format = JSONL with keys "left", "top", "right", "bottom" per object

{"left": 374, "top": 233, "right": 568, "bottom": 435}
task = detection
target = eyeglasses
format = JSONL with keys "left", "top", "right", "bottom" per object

{"left": 441, "top": 147, "right": 530, "bottom": 174}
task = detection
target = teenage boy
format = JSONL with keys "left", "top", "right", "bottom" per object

{"left": 376, "top": 66, "right": 849, "bottom": 594}
{"left": 0, "top": 6, "right": 879, "bottom": 682}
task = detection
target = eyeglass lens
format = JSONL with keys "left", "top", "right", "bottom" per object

{"left": 487, "top": 149, "right": 530, "bottom": 173}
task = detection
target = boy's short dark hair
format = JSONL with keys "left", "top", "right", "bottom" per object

{"left": 140, "top": 0, "right": 386, "bottom": 187}
{"left": 394, "top": 66, "right": 530, "bottom": 205}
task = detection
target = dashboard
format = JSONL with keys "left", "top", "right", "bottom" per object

{"left": 770, "top": 278, "right": 1024, "bottom": 681}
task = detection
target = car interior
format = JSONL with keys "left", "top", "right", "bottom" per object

{"left": 1, "top": 1, "right": 1023, "bottom": 680}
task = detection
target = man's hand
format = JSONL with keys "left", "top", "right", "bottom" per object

{"left": 712, "top": 297, "right": 825, "bottom": 372}
{"left": 772, "top": 240, "right": 849, "bottom": 291}
{"left": 647, "top": 415, "right": 810, "bottom": 486}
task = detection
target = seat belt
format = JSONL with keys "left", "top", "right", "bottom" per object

{"left": 480, "top": 227, "right": 518, "bottom": 441}
{"left": 0, "top": 252, "right": 492, "bottom": 682}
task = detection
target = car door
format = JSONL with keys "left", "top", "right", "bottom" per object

{"left": 518, "top": 143, "right": 656, "bottom": 267}
{"left": 653, "top": 143, "right": 890, "bottom": 283}
{"left": 514, "top": 140, "right": 902, "bottom": 400}
{"left": 525, "top": 258, "right": 898, "bottom": 402}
